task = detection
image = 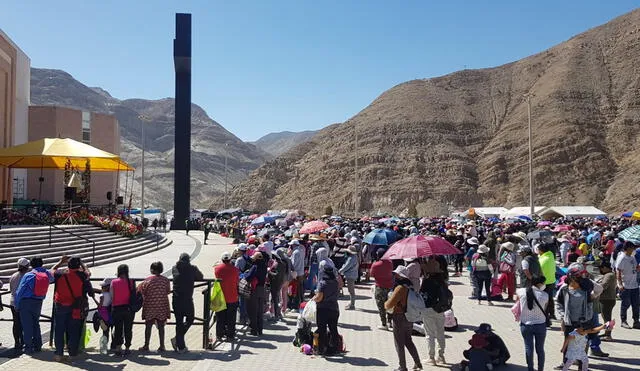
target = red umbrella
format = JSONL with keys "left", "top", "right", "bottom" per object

{"left": 382, "top": 235, "right": 461, "bottom": 260}
{"left": 553, "top": 225, "right": 572, "bottom": 233}
{"left": 299, "top": 220, "right": 330, "bottom": 234}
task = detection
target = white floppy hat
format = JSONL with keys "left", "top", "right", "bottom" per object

{"left": 478, "top": 245, "right": 489, "bottom": 254}
{"left": 466, "top": 237, "right": 479, "bottom": 245}
{"left": 501, "top": 242, "right": 515, "bottom": 251}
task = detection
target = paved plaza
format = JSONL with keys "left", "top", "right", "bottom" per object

{"left": 0, "top": 231, "right": 638, "bottom": 370}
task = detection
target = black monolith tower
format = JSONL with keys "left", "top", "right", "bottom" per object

{"left": 173, "top": 13, "right": 191, "bottom": 230}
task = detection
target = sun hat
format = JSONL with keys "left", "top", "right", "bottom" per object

{"left": 221, "top": 251, "right": 231, "bottom": 261}
{"left": 393, "top": 265, "right": 409, "bottom": 279}
{"left": 17, "top": 258, "right": 29, "bottom": 268}
{"left": 514, "top": 231, "right": 527, "bottom": 240}
{"left": 501, "top": 242, "right": 515, "bottom": 251}
{"left": 567, "top": 262, "right": 586, "bottom": 277}
{"left": 475, "top": 323, "right": 493, "bottom": 334}
{"left": 478, "top": 245, "right": 489, "bottom": 254}
{"left": 466, "top": 237, "right": 479, "bottom": 245}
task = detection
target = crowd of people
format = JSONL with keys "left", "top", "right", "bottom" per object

{"left": 7, "top": 253, "right": 203, "bottom": 362}
{"left": 2, "top": 211, "right": 640, "bottom": 370}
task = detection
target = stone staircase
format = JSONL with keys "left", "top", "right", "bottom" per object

{"left": 0, "top": 224, "right": 172, "bottom": 276}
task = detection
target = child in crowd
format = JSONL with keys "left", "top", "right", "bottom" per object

{"left": 97, "top": 278, "right": 112, "bottom": 354}
{"left": 561, "top": 321, "right": 614, "bottom": 371}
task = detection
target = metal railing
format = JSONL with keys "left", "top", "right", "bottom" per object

{"left": 0, "top": 277, "right": 219, "bottom": 350}
{"left": 1, "top": 209, "right": 98, "bottom": 266}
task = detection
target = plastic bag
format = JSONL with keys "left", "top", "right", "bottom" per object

{"left": 210, "top": 281, "right": 227, "bottom": 312}
{"left": 302, "top": 300, "right": 317, "bottom": 323}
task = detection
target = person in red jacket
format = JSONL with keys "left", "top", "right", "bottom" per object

{"left": 53, "top": 256, "right": 95, "bottom": 362}
{"left": 213, "top": 251, "right": 240, "bottom": 342}
{"left": 370, "top": 248, "right": 393, "bottom": 331}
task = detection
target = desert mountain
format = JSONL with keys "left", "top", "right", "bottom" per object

{"left": 30, "top": 68, "right": 267, "bottom": 210}
{"left": 230, "top": 9, "right": 640, "bottom": 216}
{"left": 253, "top": 130, "right": 319, "bottom": 157}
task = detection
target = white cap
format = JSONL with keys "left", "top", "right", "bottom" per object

{"left": 289, "top": 239, "right": 300, "bottom": 246}
{"left": 17, "top": 258, "right": 29, "bottom": 267}
{"left": 238, "top": 243, "right": 249, "bottom": 251}
{"left": 221, "top": 251, "right": 231, "bottom": 261}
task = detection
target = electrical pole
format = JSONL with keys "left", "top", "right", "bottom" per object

{"left": 524, "top": 93, "right": 534, "bottom": 218}
{"left": 354, "top": 124, "right": 358, "bottom": 218}
{"left": 224, "top": 143, "right": 228, "bottom": 209}
{"left": 141, "top": 116, "right": 145, "bottom": 219}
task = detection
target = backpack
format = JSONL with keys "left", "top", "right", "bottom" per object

{"left": 129, "top": 280, "right": 143, "bottom": 313}
{"left": 33, "top": 271, "right": 50, "bottom": 297}
{"left": 432, "top": 287, "right": 453, "bottom": 313}
{"left": 405, "top": 288, "right": 427, "bottom": 322}
{"left": 474, "top": 256, "right": 489, "bottom": 271}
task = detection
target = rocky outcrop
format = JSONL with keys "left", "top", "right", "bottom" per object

{"left": 230, "top": 9, "right": 640, "bottom": 216}
{"left": 253, "top": 130, "right": 319, "bottom": 157}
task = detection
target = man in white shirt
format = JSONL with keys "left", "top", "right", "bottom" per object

{"left": 615, "top": 242, "right": 640, "bottom": 329}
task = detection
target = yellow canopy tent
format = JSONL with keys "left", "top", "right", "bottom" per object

{"left": 0, "top": 138, "right": 133, "bottom": 171}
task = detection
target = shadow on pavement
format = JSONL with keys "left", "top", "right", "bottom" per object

{"left": 324, "top": 354, "right": 387, "bottom": 367}
{"left": 258, "top": 333, "right": 292, "bottom": 343}
{"left": 356, "top": 308, "right": 379, "bottom": 315}
{"left": 338, "top": 322, "right": 371, "bottom": 331}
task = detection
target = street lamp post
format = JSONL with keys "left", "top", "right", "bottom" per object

{"left": 524, "top": 93, "right": 534, "bottom": 218}
{"left": 354, "top": 124, "right": 358, "bottom": 218}
{"left": 224, "top": 143, "right": 229, "bottom": 209}
{"left": 141, "top": 116, "right": 145, "bottom": 219}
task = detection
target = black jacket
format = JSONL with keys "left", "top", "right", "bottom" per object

{"left": 172, "top": 261, "right": 204, "bottom": 300}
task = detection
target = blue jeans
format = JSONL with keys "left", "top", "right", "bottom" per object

{"left": 19, "top": 298, "right": 44, "bottom": 353}
{"left": 620, "top": 287, "right": 640, "bottom": 323}
{"left": 54, "top": 305, "right": 82, "bottom": 356}
{"left": 520, "top": 323, "right": 546, "bottom": 371}
{"left": 587, "top": 311, "right": 601, "bottom": 350}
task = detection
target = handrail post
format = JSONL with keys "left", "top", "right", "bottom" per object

{"left": 49, "top": 224, "right": 52, "bottom": 248}
{"left": 203, "top": 281, "right": 211, "bottom": 349}
{"left": 92, "top": 241, "right": 96, "bottom": 267}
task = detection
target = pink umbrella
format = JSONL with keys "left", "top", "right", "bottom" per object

{"left": 553, "top": 225, "right": 572, "bottom": 233}
{"left": 299, "top": 220, "right": 330, "bottom": 234}
{"left": 248, "top": 214, "right": 259, "bottom": 220}
{"left": 537, "top": 221, "right": 552, "bottom": 227}
{"left": 382, "top": 235, "right": 461, "bottom": 260}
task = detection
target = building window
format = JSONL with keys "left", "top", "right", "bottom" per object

{"left": 82, "top": 111, "right": 91, "bottom": 144}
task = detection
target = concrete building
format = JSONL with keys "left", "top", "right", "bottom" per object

{"left": 27, "top": 106, "right": 120, "bottom": 205}
{"left": 0, "top": 29, "right": 30, "bottom": 203}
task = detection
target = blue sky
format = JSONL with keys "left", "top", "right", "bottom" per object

{"left": 1, "top": 1, "right": 637, "bottom": 141}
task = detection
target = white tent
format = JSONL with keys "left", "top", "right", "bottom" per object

{"left": 502, "top": 206, "right": 546, "bottom": 218}
{"left": 537, "top": 206, "right": 606, "bottom": 220}
{"left": 464, "top": 207, "right": 509, "bottom": 218}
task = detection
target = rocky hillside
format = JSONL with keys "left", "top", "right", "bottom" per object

{"left": 31, "top": 68, "right": 267, "bottom": 209}
{"left": 253, "top": 130, "right": 319, "bottom": 157}
{"left": 231, "top": 9, "right": 640, "bottom": 216}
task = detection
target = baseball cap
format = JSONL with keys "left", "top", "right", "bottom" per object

{"left": 238, "top": 243, "right": 249, "bottom": 251}
{"left": 17, "top": 258, "right": 29, "bottom": 268}
{"left": 221, "top": 251, "right": 231, "bottom": 261}
{"left": 18, "top": 258, "right": 29, "bottom": 268}
{"left": 100, "top": 278, "right": 112, "bottom": 287}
